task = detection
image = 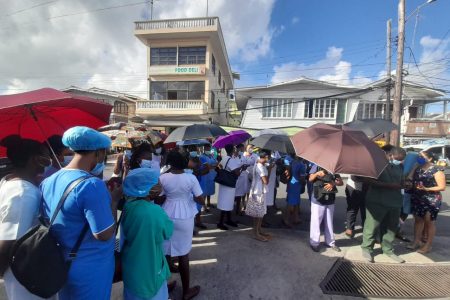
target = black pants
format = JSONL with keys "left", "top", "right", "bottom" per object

{"left": 345, "top": 185, "right": 366, "bottom": 230}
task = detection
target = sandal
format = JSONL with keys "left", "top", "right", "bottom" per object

{"left": 406, "top": 242, "right": 422, "bottom": 250}
{"left": 417, "top": 246, "right": 432, "bottom": 254}
{"left": 254, "top": 235, "right": 268, "bottom": 242}
{"left": 183, "top": 285, "right": 201, "bottom": 300}
{"left": 260, "top": 232, "right": 272, "bottom": 239}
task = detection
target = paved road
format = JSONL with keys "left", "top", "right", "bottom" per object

{"left": 1, "top": 163, "right": 449, "bottom": 300}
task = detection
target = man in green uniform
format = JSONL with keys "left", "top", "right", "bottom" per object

{"left": 361, "top": 146, "right": 407, "bottom": 263}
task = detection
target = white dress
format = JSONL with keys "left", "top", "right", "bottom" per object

{"left": 235, "top": 154, "right": 256, "bottom": 197}
{"left": 245, "top": 163, "right": 268, "bottom": 218}
{"left": 217, "top": 156, "right": 242, "bottom": 211}
{"left": 0, "top": 177, "right": 55, "bottom": 300}
{"left": 160, "top": 173, "right": 203, "bottom": 257}
{"left": 265, "top": 166, "right": 277, "bottom": 206}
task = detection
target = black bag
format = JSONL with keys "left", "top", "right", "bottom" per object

{"left": 214, "top": 157, "right": 238, "bottom": 188}
{"left": 9, "top": 176, "right": 92, "bottom": 298}
{"left": 313, "top": 172, "right": 338, "bottom": 206}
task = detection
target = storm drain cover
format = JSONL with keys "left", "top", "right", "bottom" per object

{"left": 320, "top": 259, "right": 450, "bottom": 298}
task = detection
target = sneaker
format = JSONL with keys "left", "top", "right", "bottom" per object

{"left": 217, "top": 223, "right": 229, "bottom": 231}
{"left": 225, "top": 220, "right": 238, "bottom": 227}
{"left": 386, "top": 253, "right": 405, "bottom": 264}
{"left": 362, "top": 250, "right": 374, "bottom": 263}
{"left": 330, "top": 245, "right": 341, "bottom": 252}
{"left": 310, "top": 244, "right": 320, "bottom": 253}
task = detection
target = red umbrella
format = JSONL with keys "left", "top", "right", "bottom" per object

{"left": 290, "top": 123, "right": 388, "bottom": 178}
{"left": 0, "top": 88, "right": 112, "bottom": 157}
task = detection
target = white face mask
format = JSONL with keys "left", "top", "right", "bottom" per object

{"left": 248, "top": 149, "right": 253, "bottom": 154}
{"left": 155, "top": 148, "right": 162, "bottom": 155}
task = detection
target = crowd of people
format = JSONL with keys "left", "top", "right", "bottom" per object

{"left": 0, "top": 126, "right": 447, "bottom": 300}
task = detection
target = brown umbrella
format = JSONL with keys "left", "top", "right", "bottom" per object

{"left": 290, "top": 123, "right": 388, "bottom": 178}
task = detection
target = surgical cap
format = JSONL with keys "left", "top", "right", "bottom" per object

{"left": 62, "top": 126, "right": 111, "bottom": 151}
{"left": 123, "top": 168, "right": 160, "bottom": 197}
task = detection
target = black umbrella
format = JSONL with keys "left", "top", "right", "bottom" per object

{"left": 251, "top": 134, "right": 295, "bottom": 154}
{"left": 345, "top": 118, "right": 398, "bottom": 139}
{"left": 164, "top": 124, "right": 228, "bottom": 144}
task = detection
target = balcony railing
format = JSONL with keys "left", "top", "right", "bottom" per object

{"left": 137, "top": 100, "right": 207, "bottom": 110}
{"left": 135, "top": 17, "right": 217, "bottom": 31}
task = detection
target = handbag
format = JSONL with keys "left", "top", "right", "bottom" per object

{"left": 9, "top": 176, "right": 91, "bottom": 298}
{"left": 113, "top": 213, "right": 123, "bottom": 283}
{"left": 214, "top": 157, "right": 238, "bottom": 188}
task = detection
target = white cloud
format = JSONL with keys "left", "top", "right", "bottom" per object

{"left": 404, "top": 35, "right": 450, "bottom": 87}
{"left": 271, "top": 46, "right": 372, "bottom": 86}
{"left": 291, "top": 17, "right": 299, "bottom": 24}
{"left": 0, "top": 0, "right": 277, "bottom": 96}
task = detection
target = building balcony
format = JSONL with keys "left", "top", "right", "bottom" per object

{"left": 135, "top": 17, "right": 218, "bottom": 31}
{"left": 136, "top": 100, "right": 208, "bottom": 115}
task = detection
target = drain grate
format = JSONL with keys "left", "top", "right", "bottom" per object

{"left": 320, "top": 259, "right": 450, "bottom": 299}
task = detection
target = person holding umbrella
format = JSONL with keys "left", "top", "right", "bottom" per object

{"left": 309, "top": 164, "right": 343, "bottom": 253}
{"left": 42, "top": 135, "right": 73, "bottom": 179}
{"left": 217, "top": 144, "right": 242, "bottom": 230}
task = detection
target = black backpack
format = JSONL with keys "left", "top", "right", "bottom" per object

{"left": 9, "top": 176, "right": 92, "bottom": 298}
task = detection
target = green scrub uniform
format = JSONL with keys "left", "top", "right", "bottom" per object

{"left": 361, "top": 164, "right": 403, "bottom": 255}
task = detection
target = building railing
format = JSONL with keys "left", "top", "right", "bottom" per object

{"left": 137, "top": 100, "right": 207, "bottom": 110}
{"left": 135, "top": 17, "right": 217, "bottom": 31}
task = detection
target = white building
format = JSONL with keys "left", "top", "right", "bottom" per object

{"left": 236, "top": 76, "right": 445, "bottom": 140}
{"left": 133, "top": 17, "right": 239, "bottom": 132}
{"left": 63, "top": 86, "right": 140, "bottom": 123}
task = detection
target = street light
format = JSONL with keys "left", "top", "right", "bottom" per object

{"left": 406, "top": 0, "right": 437, "bottom": 21}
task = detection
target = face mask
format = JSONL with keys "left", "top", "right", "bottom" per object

{"left": 63, "top": 155, "right": 73, "bottom": 167}
{"left": 204, "top": 150, "right": 211, "bottom": 155}
{"left": 248, "top": 149, "right": 253, "bottom": 154}
{"left": 184, "top": 169, "right": 193, "bottom": 174}
{"left": 140, "top": 159, "right": 154, "bottom": 168}
{"left": 190, "top": 151, "right": 198, "bottom": 158}
{"left": 391, "top": 159, "right": 402, "bottom": 166}
{"left": 155, "top": 148, "right": 162, "bottom": 155}
{"left": 417, "top": 157, "right": 427, "bottom": 165}
{"left": 91, "top": 162, "right": 105, "bottom": 176}
{"left": 239, "top": 151, "right": 243, "bottom": 156}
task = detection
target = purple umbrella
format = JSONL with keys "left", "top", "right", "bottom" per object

{"left": 213, "top": 130, "right": 252, "bottom": 148}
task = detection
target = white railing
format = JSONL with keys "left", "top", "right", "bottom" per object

{"left": 137, "top": 100, "right": 206, "bottom": 110}
{"left": 135, "top": 17, "right": 217, "bottom": 31}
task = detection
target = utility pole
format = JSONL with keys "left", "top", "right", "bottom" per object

{"left": 385, "top": 19, "right": 392, "bottom": 144}
{"left": 150, "top": 0, "right": 154, "bottom": 20}
{"left": 391, "top": 0, "right": 405, "bottom": 146}
{"left": 206, "top": 0, "right": 209, "bottom": 17}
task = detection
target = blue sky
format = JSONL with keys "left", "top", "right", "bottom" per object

{"left": 233, "top": 0, "right": 450, "bottom": 92}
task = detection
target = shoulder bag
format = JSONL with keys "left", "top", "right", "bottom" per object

{"left": 9, "top": 176, "right": 92, "bottom": 298}
{"left": 214, "top": 157, "right": 238, "bottom": 188}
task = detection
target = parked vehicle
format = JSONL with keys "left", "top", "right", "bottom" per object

{"left": 405, "top": 142, "right": 450, "bottom": 182}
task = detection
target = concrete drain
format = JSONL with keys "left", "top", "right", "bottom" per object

{"left": 320, "top": 259, "right": 450, "bottom": 298}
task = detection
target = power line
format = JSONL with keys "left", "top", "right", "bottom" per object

{"left": 3, "top": 0, "right": 58, "bottom": 17}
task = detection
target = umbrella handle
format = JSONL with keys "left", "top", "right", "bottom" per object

{"left": 28, "top": 106, "right": 63, "bottom": 169}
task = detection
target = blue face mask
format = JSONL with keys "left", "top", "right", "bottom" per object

{"left": 417, "top": 157, "right": 427, "bottom": 165}
{"left": 184, "top": 169, "right": 193, "bottom": 174}
{"left": 391, "top": 159, "right": 402, "bottom": 166}
{"left": 190, "top": 151, "right": 198, "bottom": 158}
{"left": 91, "top": 162, "right": 105, "bottom": 176}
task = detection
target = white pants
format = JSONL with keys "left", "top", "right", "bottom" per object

{"left": 309, "top": 201, "right": 335, "bottom": 247}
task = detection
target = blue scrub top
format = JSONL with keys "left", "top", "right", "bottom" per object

{"left": 403, "top": 152, "right": 419, "bottom": 176}
{"left": 41, "top": 169, "right": 115, "bottom": 299}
